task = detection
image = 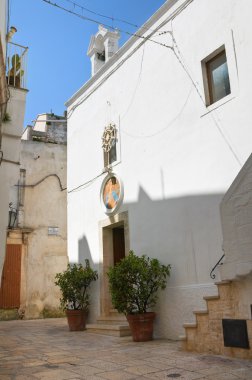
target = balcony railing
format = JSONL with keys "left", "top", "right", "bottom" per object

{"left": 6, "top": 42, "right": 28, "bottom": 89}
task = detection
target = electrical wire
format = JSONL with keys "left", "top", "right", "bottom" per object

{"left": 68, "top": 171, "right": 104, "bottom": 193}
{"left": 62, "top": 0, "right": 160, "bottom": 33}
{"left": 40, "top": 0, "right": 173, "bottom": 51}
{"left": 63, "top": 0, "right": 241, "bottom": 192}
{"left": 121, "top": 85, "right": 193, "bottom": 139}
{"left": 120, "top": 44, "right": 145, "bottom": 121}
{"left": 16, "top": 174, "right": 67, "bottom": 191}
{"left": 63, "top": 0, "right": 240, "bottom": 167}
{"left": 169, "top": 21, "right": 242, "bottom": 167}
{"left": 65, "top": 2, "right": 196, "bottom": 120}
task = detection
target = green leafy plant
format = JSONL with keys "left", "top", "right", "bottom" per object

{"left": 7, "top": 54, "right": 24, "bottom": 87}
{"left": 9, "top": 54, "right": 24, "bottom": 77}
{"left": 107, "top": 250, "right": 171, "bottom": 315}
{"left": 3, "top": 112, "right": 11, "bottom": 123}
{"left": 55, "top": 260, "right": 98, "bottom": 311}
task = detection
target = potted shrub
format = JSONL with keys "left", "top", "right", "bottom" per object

{"left": 55, "top": 259, "right": 98, "bottom": 331}
{"left": 107, "top": 250, "right": 171, "bottom": 341}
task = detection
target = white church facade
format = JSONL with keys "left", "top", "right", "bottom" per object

{"left": 66, "top": 0, "right": 252, "bottom": 341}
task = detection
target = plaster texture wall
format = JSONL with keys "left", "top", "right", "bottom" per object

{"left": 19, "top": 140, "right": 67, "bottom": 318}
{"left": 0, "top": 87, "right": 27, "bottom": 281}
{"left": 230, "top": 275, "right": 252, "bottom": 320}
{"left": 0, "top": 166, "right": 9, "bottom": 281}
{"left": 0, "top": 0, "right": 7, "bottom": 58}
{"left": 220, "top": 154, "right": 252, "bottom": 280}
{"left": 67, "top": 0, "right": 252, "bottom": 338}
{"left": 0, "top": 0, "right": 7, "bottom": 283}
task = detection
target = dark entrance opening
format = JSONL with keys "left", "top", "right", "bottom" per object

{"left": 222, "top": 319, "right": 250, "bottom": 349}
{"left": 113, "top": 227, "right": 125, "bottom": 266}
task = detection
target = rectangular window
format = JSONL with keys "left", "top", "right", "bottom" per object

{"left": 203, "top": 48, "right": 231, "bottom": 105}
{"left": 104, "top": 143, "right": 117, "bottom": 167}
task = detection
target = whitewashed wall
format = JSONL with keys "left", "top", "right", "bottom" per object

{"left": 67, "top": 0, "right": 252, "bottom": 338}
{"left": 220, "top": 154, "right": 252, "bottom": 280}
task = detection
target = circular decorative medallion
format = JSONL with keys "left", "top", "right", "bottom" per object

{"left": 100, "top": 173, "right": 124, "bottom": 215}
{"left": 102, "top": 123, "right": 117, "bottom": 153}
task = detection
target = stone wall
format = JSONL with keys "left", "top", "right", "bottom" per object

{"left": 18, "top": 140, "right": 68, "bottom": 318}
{"left": 184, "top": 279, "right": 252, "bottom": 359}
{"left": 220, "top": 154, "right": 252, "bottom": 280}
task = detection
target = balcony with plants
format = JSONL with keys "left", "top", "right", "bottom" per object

{"left": 6, "top": 42, "right": 28, "bottom": 90}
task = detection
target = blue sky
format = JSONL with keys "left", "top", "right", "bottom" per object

{"left": 9, "top": 0, "right": 166, "bottom": 127}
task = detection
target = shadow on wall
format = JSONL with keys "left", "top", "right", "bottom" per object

{"left": 76, "top": 187, "right": 225, "bottom": 286}
{"left": 125, "top": 187, "right": 225, "bottom": 286}
{"left": 78, "top": 235, "right": 100, "bottom": 321}
{"left": 124, "top": 187, "right": 225, "bottom": 338}
{"left": 74, "top": 186, "right": 225, "bottom": 336}
{"left": 78, "top": 235, "right": 93, "bottom": 265}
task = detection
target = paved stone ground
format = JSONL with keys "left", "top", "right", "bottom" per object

{"left": 0, "top": 318, "right": 251, "bottom": 380}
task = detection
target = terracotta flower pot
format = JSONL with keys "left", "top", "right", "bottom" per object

{"left": 66, "top": 309, "right": 87, "bottom": 331}
{"left": 126, "top": 312, "right": 156, "bottom": 342}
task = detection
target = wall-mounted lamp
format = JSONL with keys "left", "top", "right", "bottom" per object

{"left": 8, "top": 202, "right": 17, "bottom": 229}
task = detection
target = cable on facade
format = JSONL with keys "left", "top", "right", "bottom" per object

{"left": 56, "top": 0, "right": 241, "bottom": 190}
{"left": 120, "top": 85, "right": 193, "bottom": 139}
{"left": 68, "top": 160, "right": 122, "bottom": 194}
{"left": 120, "top": 44, "right": 145, "bottom": 121}
{"left": 16, "top": 174, "right": 67, "bottom": 191}
{"left": 168, "top": 22, "right": 242, "bottom": 167}
{"left": 68, "top": 172, "right": 104, "bottom": 193}
{"left": 40, "top": 0, "right": 173, "bottom": 51}
{"left": 62, "top": 0, "right": 161, "bottom": 34}
{"left": 65, "top": 2, "right": 195, "bottom": 120}
{"left": 63, "top": 0, "right": 240, "bottom": 168}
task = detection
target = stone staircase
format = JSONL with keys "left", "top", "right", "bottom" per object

{"left": 181, "top": 281, "right": 252, "bottom": 359}
{"left": 86, "top": 310, "right": 131, "bottom": 337}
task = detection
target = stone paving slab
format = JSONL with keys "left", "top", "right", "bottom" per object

{"left": 0, "top": 318, "right": 251, "bottom": 380}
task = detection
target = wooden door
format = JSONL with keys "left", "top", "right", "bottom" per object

{"left": 113, "top": 227, "right": 125, "bottom": 265}
{"left": 0, "top": 244, "right": 22, "bottom": 308}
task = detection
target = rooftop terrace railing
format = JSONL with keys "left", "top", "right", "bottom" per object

{"left": 6, "top": 42, "right": 28, "bottom": 89}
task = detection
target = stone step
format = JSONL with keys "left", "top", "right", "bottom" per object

{"left": 203, "top": 295, "right": 220, "bottom": 301}
{"left": 86, "top": 323, "right": 131, "bottom": 337}
{"left": 215, "top": 281, "right": 232, "bottom": 299}
{"left": 109, "top": 309, "right": 121, "bottom": 316}
{"left": 178, "top": 335, "right": 187, "bottom": 341}
{"left": 193, "top": 310, "right": 208, "bottom": 315}
{"left": 183, "top": 323, "right": 197, "bottom": 329}
{"left": 96, "top": 315, "right": 128, "bottom": 324}
{"left": 214, "top": 280, "right": 231, "bottom": 286}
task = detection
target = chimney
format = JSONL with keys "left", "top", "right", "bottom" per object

{"left": 87, "top": 25, "right": 120, "bottom": 77}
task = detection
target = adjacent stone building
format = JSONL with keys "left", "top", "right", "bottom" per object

{"left": 0, "top": 0, "right": 28, "bottom": 281}
{"left": 1, "top": 114, "right": 68, "bottom": 319}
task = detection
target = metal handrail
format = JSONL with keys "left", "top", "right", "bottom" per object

{"left": 6, "top": 42, "right": 28, "bottom": 89}
{"left": 210, "top": 253, "right": 225, "bottom": 279}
